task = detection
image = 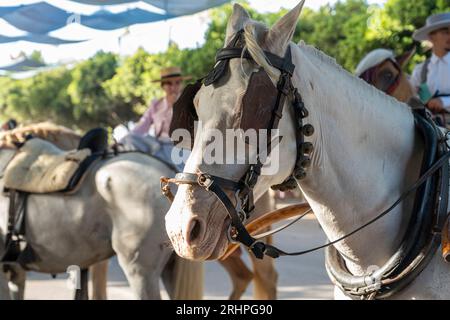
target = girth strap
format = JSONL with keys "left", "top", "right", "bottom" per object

{"left": 1, "top": 190, "right": 40, "bottom": 269}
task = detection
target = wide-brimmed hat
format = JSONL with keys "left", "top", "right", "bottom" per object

{"left": 152, "top": 66, "right": 192, "bottom": 83}
{"left": 355, "top": 49, "right": 395, "bottom": 77}
{"left": 413, "top": 12, "right": 450, "bottom": 42}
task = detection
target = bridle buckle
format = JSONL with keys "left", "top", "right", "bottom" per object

{"left": 227, "top": 224, "right": 240, "bottom": 244}
{"left": 234, "top": 190, "right": 248, "bottom": 223}
{"left": 197, "top": 174, "right": 213, "bottom": 190}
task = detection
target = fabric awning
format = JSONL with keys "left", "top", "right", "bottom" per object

{"left": 0, "top": 2, "right": 173, "bottom": 34}
{"left": 0, "top": 34, "right": 85, "bottom": 45}
{"left": 0, "top": 58, "right": 46, "bottom": 72}
{"left": 0, "top": 0, "right": 231, "bottom": 45}
{"left": 67, "top": 0, "right": 231, "bottom": 15}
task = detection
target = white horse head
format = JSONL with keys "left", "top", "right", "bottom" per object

{"left": 165, "top": 2, "right": 305, "bottom": 260}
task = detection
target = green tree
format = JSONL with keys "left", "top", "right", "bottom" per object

{"left": 29, "top": 50, "right": 45, "bottom": 64}
{"left": 2, "top": 0, "right": 450, "bottom": 129}
{"left": 366, "top": 0, "right": 450, "bottom": 71}
{"left": 0, "top": 68, "right": 74, "bottom": 126}
{"left": 67, "top": 51, "right": 120, "bottom": 129}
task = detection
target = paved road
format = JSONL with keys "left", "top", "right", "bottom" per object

{"left": 23, "top": 214, "right": 334, "bottom": 300}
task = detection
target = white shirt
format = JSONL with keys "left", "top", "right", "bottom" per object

{"left": 411, "top": 52, "right": 450, "bottom": 110}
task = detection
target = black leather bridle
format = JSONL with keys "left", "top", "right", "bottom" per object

{"left": 161, "top": 30, "right": 313, "bottom": 259}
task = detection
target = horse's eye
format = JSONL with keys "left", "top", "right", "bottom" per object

{"left": 381, "top": 71, "right": 393, "bottom": 80}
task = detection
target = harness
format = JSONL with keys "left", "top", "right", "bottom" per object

{"left": 161, "top": 31, "right": 450, "bottom": 298}
{"left": 163, "top": 30, "right": 313, "bottom": 259}
{"left": 326, "top": 106, "right": 450, "bottom": 299}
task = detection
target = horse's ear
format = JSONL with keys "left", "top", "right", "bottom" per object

{"left": 264, "top": 0, "right": 305, "bottom": 56}
{"left": 395, "top": 47, "right": 416, "bottom": 69}
{"left": 225, "top": 3, "right": 250, "bottom": 46}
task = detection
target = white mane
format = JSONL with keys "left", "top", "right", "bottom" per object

{"left": 242, "top": 18, "right": 411, "bottom": 120}
{"left": 297, "top": 42, "right": 411, "bottom": 115}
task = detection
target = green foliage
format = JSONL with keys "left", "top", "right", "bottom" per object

{"left": 295, "top": 0, "right": 371, "bottom": 71}
{"left": 0, "top": 68, "right": 73, "bottom": 127}
{"left": 67, "top": 51, "right": 120, "bottom": 128}
{"left": 28, "top": 50, "right": 45, "bottom": 64}
{"left": 365, "top": 0, "right": 450, "bottom": 71}
{"left": 1, "top": 0, "right": 449, "bottom": 130}
{"left": 103, "top": 47, "right": 153, "bottom": 115}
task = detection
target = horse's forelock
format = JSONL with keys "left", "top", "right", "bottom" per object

{"left": 242, "top": 21, "right": 278, "bottom": 79}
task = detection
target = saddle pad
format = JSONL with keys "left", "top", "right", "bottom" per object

{"left": 3, "top": 138, "right": 91, "bottom": 193}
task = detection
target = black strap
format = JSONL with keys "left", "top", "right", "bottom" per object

{"left": 204, "top": 30, "right": 245, "bottom": 86}
{"left": 206, "top": 180, "right": 265, "bottom": 259}
{"left": 174, "top": 172, "right": 245, "bottom": 192}
{"left": 215, "top": 48, "right": 295, "bottom": 75}
{"left": 5, "top": 189, "right": 17, "bottom": 248}
{"left": 420, "top": 58, "right": 430, "bottom": 85}
{"left": 1, "top": 190, "right": 36, "bottom": 268}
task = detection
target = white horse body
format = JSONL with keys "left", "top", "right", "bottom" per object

{"left": 291, "top": 43, "right": 450, "bottom": 299}
{"left": 165, "top": 2, "right": 450, "bottom": 299}
{"left": 0, "top": 151, "right": 203, "bottom": 299}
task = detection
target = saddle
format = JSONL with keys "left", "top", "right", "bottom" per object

{"left": 2, "top": 128, "right": 108, "bottom": 194}
{"left": 1, "top": 128, "right": 108, "bottom": 269}
{"left": 3, "top": 139, "right": 91, "bottom": 194}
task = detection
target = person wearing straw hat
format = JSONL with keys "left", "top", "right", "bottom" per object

{"left": 119, "top": 66, "right": 191, "bottom": 171}
{"left": 410, "top": 12, "right": 450, "bottom": 123}
{"left": 131, "top": 66, "right": 191, "bottom": 138}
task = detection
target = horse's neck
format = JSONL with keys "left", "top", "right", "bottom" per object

{"left": 394, "top": 73, "right": 416, "bottom": 103}
{"left": 292, "top": 44, "right": 423, "bottom": 274}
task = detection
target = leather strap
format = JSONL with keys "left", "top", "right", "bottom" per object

{"left": 173, "top": 172, "right": 245, "bottom": 192}
{"left": 216, "top": 48, "right": 295, "bottom": 75}
{"left": 420, "top": 58, "right": 431, "bottom": 85}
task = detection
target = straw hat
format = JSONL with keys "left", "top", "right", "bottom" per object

{"left": 413, "top": 12, "right": 450, "bottom": 42}
{"left": 152, "top": 66, "right": 192, "bottom": 83}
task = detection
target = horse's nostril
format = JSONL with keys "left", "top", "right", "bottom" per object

{"left": 186, "top": 218, "right": 204, "bottom": 245}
